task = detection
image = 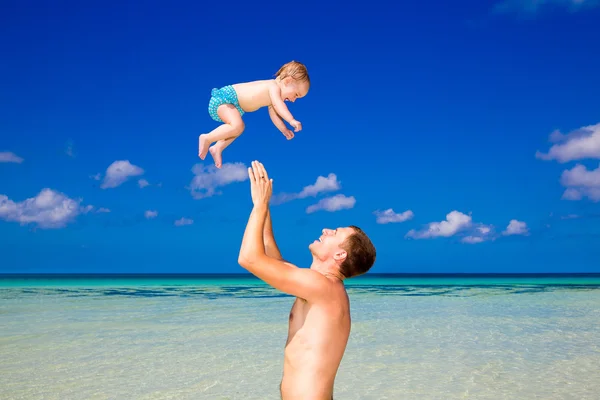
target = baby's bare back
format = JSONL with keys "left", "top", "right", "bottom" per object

{"left": 232, "top": 80, "right": 275, "bottom": 113}
{"left": 281, "top": 288, "right": 351, "bottom": 399}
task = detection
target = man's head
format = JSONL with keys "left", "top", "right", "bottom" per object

{"left": 275, "top": 60, "right": 310, "bottom": 103}
{"left": 309, "top": 226, "right": 376, "bottom": 279}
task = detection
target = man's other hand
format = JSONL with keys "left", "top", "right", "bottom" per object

{"left": 248, "top": 160, "right": 273, "bottom": 206}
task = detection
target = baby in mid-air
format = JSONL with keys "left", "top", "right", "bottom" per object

{"left": 198, "top": 60, "right": 310, "bottom": 168}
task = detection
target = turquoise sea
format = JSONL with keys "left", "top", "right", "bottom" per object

{"left": 1, "top": 273, "right": 599, "bottom": 399}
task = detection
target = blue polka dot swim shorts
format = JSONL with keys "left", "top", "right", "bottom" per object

{"left": 207, "top": 85, "right": 245, "bottom": 122}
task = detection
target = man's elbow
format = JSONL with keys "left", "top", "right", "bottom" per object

{"left": 238, "top": 253, "right": 249, "bottom": 269}
{"left": 238, "top": 253, "right": 257, "bottom": 269}
{"left": 238, "top": 252, "right": 270, "bottom": 270}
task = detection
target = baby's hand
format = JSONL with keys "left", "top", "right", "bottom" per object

{"left": 290, "top": 120, "right": 302, "bottom": 132}
{"left": 282, "top": 129, "right": 295, "bottom": 140}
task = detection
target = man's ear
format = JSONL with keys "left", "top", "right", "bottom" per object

{"left": 333, "top": 249, "right": 347, "bottom": 263}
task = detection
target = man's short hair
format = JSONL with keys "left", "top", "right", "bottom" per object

{"left": 339, "top": 225, "right": 376, "bottom": 278}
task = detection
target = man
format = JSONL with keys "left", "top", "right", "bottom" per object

{"left": 238, "top": 161, "right": 377, "bottom": 400}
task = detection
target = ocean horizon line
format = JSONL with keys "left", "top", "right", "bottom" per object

{"left": 2, "top": 272, "right": 600, "bottom": 278}
{"left": 2, "top": 272, "right": 600, "bottom": 288}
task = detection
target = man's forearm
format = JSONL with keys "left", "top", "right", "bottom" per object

{"left": 239, "top": 204, "right": 269, "bottom": 264}
{"left": 264, "top": 209, "right": 284, "bottom": 260}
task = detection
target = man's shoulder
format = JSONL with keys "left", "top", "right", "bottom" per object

{"left": 303, "top": 273, "right": 348, "bottom": 304}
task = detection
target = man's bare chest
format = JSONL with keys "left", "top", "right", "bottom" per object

{"left": 287, "top": 298, "right": 309, "bottom": 339}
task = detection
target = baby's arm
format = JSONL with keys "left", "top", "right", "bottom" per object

{"left": 268, "top": 106, "right": 287, "bottom": 132}
{"left": 268, "top": 106, "right": 294, "bottom": 139}
{"left": 268, "top": 82, "right": 296, "bottom": 124}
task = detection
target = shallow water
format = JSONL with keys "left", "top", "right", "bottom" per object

{"left": 1, "top": 278, "right": 599, "bottom": 399}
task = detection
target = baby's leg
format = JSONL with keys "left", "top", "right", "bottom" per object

{"left": 209, "top": 137, "right": 236, "bottom": 169}
{"left": 199, "top": 104, "right": 245, "bottom": 160}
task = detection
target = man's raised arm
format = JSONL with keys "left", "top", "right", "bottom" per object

{"left": 264, "top": 209, "right": 284, "bottom": 261}
{"left": 238, "top": 161, "right": 329, "bottom": 301}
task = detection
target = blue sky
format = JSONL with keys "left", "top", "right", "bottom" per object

{"left": 1, "top": 0, "right": 599, "bottom": 274}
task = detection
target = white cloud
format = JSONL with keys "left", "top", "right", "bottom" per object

{"left": 536, "top": 123, "right": 600, "bottom": 163}
{"left": 503, "top": 219, "right": 529, "bottom": 235}
{"left": 306, "top": 194, "right": 356, "bottom": 214}
{"left": 561, "top": 188, "right": 583, "bottom": 200}
{"left": 96, "top": 207, "right": 110, "bottom": 213}
{"left": 0, "top": 188, "right": 91, "bottom": 229}
{"left": 493, "top": 0, "right": 598, "bottom": 14}
{"left": 0, "top": 151, "right": 23, "bottom": 163}
{"left": 272, "top": 173, "right": 341, "bottom": 204}
{"left": 460, "top": 224, "right": 495, "bottom": 244}
{"left": 145, "top": 210, "right": 158, "bottom": 219}
{"left": 174, "top": 217, "right": 193, "bottom": 226}
{"left": 297, "top": 173, "right": 340, "bottom": 198}
{"left": 559, "top": 163, "right": 600, "bottom": 202}
{"left": 374, "top": 208, "right": 414, "bottom": 224}
{"left": 477, "top": 226, "right": 492, "bottom": 235}
{"left": 535, "top": 123, "right": 600, "bottom": 203}
{"left": 138, "top": 179, "right": 150, "bottom": 188}
{"left": 188, "top": 162, "right": 248, "bottom": 199}
{"left": 406, "top": 211, "right": 472, "bottom": 239}
{"left": 99, "top": 160, "right": 145, "bottom": 189}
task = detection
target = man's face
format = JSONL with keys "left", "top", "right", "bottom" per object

{"left": 309, "top": 227, "right": 354, "bottom": 262}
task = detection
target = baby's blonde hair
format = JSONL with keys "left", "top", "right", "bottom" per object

{"left": 275, "top": 61, "right": 310, "bottom": 84}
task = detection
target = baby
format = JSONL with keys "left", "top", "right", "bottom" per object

{"left": 198, "top": 61, "right": 310, "bottom": 168}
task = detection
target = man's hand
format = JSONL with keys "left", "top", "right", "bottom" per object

{"left": 281, "top": 128, "right": 295, "bottom": 140}
{"left": 290, "top": 120, "right": 302, "bottom": 132}
{"left": 248, "top": 160, "right": 272, "bottom": 206}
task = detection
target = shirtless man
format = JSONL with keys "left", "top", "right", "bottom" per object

{"left": 238, "top": 161, "right": 377, "bottom": 400}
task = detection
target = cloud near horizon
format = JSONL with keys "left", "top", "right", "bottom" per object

{"left": 271, "top": 173, "right": 341, "bottom": 205}
{"left": 374, "top": 208, "right": 414, "bottom": 224}
{"left": 188, "top": 162, "right": 248, "bottom": 199}
{"left": 306, "top": 194, "right": 356, "bottom": 214}
{"left": 461, "top": 225, "right": 496, "bottom": 244}
{"left": 405, "top": 211, "right": 527, "bottom": 243}
{"left": 406, "top": 211, "right": 473, "bottom": 239}
{"left": 99, "top": 160, "right": 145, "bottom": 189}
{"left": 0, "top": 188, "right": 93, "bottom": 229}
{"left": 0, "top": 151, "right": 24, "bottom": 163}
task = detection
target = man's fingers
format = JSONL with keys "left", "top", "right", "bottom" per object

{"left": 251, "top": 161, "right": 261, "bottom": 181}
{"left": 248, "top": 167, "right": 256, "bottom": 182}
{"left": 251, "top": 160, "right": 268, "bottom": 182}
{"left": 257, "top": 162, "right": 269, "bottom": 181}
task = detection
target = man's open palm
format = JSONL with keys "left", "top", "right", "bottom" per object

{"left": 248, "top": 160, "right": 272, "bottom": 206}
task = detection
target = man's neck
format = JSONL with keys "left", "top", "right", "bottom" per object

{"left": 310, "top": 260, "right": 345, "bottom": 282}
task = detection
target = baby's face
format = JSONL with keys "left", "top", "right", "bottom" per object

{"left": 281, "top": 78, "right": 309, "bottom": 103}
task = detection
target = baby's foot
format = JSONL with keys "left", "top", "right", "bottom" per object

{"left": 198, "top": 134, "right": 210, "bottom": 160}
{"left": 209, "top": 145, "right": 223, "bottom": 169}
